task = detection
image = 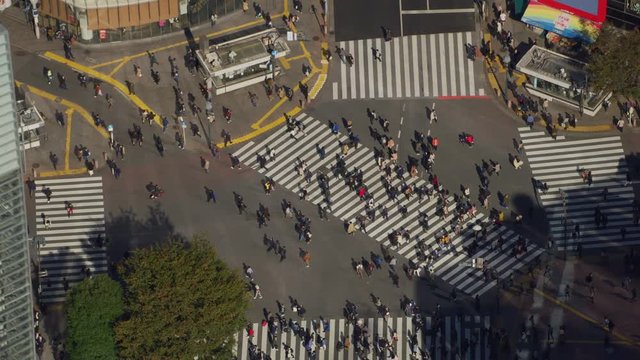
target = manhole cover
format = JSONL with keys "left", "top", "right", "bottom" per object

{"left": 14, "top": 50, "right": 27, "bottom": 56}
{"left": 313, "top": 36, "right": 320, "bottom": 41}
{"left": 32, "top": 163, "right": 40, "bottom": 169}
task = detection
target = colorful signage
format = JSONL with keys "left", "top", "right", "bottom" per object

{"left": 521, "top": 0, "right": 605, "bottom": 43}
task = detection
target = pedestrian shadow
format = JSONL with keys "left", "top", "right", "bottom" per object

{"left": 511, "top": 192, "right": 549, "bottom": 243}
{"left": 105, "top": 203, "right": 176, "bottom": 262}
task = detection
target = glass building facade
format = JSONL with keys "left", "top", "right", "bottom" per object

{"left": 0, "top": 25, "right": 37, "bottom": 360}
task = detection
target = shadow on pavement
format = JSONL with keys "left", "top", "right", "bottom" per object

{"left": 105, "top": 203, "right": 177, "bottom": 262}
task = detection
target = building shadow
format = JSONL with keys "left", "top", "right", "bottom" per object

{"left": 105, "top": 203, "right": 177, "bottom": 262}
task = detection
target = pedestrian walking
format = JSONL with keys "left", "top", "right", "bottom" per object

{"left": 244, "top": 264, "right": 254, "bottom": 280}
{"left": 42, "top": 186, "right": 53, "bottom": 203}
{"left": 41, "top": 213, "right": 51, "bottom": 229}
{"left": 253, "top": 284, "right": 263, "bottom": 299}
{"left": 371, "top": 47, "right": 382, "bottom": 61}
{"left": 147, "top": 51, "right": 159, "bottom": 67}
{"left": 25, "top": 177, "right": 36, "bottom": 198}
{"left": 125, "top": 80, "right": 135, "bottom": 95}
{"left": 204, "top": 186, "right": 217, "bottom": 203}
{"left": 222, "top": 129, "right": 232, "bottom": 147}
{"left": 302, "top": 250, "right": 311, "bottom": 267}
{"left": 65, "top": 201, "right": 74, "bottom": 217}
{"left": 200, "top": 156, "right": 210, "bottom": 173}
{"left": 249, "top": 91, "right": 258, "bottom": 106}
{"left": 58, "top": 73, "right": 67, "bottom": 89}
{"left": 382, "top": 26, "right": 392, "bottom": 41}
{"left": 49, "top": 152, "right": 59, "bottom": 170}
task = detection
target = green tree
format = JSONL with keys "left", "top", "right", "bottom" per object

{"left": 65, "top": 274, "right": 124, "bottom": 360}
{"left": 587, "top": 25, "right": 640, "bottom": 99}
{"left": 114, "top": 236, "right": 248, "bottom": 359}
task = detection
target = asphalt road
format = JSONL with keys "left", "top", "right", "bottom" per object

{"left": 14, "top": 32, "right": 640, "bottom": 360}
{"left": 334, "top": 0, "right": 476, "bottom": 41}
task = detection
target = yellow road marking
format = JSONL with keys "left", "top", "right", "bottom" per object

{"left": 251, "top": 96, "right": 290, "bottom": 130}
{"left": 513, "top": 71, "right": 527, "bottom": 86}
{"left": 250, "top": 69, "right": 319, "bottom": 129}
{"left": 534, "top": 289, "right": 640, "bottom": 347}
{"left": 286, "top": 54, "right": 308, "bottom": 62}
{"left": 299, "top": 41, "right": 319, "bottom": 72}
{"left": 218, "top": 107, "right": 301, "bottom": 148}
{"left": 279, "top": 57, "right": 291, "bottom": 70}
{"left": 43, "top": 52, "right": 162, "bottom": 126}
{"left": 482, "top": 61, "right": 614, "bottom": 133}
{"left": 108, "top": 56, "right": 131, "bottom": 77}
{"left": 309, "top": 74, "right": 326, "bottom": 99}
{"left": 39, "top": 168, "right": 88, "bottom": 178}
{"left": 64, "top": 109, "right": 74, "bottom": 171}
{"left": 15, "top": 81, "right": 109, "bottom": 139}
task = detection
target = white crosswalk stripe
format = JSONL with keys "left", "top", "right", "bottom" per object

{"left": 233, "top": 115, "right": 544, "bottom": 297}
{"left": 34, "top": 176, "right": 108, "bottom": 303}
{"left": 234, "top": 315, "right": 490, "bottom": 360}
{"left": 331, "top": 33, "right": 483, "bottom": 100}
{"left": 518, "top": 128, "right": 638, "bottom": 250}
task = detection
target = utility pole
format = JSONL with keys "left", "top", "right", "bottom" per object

{"left": 29, "top": 0, "right": 40, "bottom": 40}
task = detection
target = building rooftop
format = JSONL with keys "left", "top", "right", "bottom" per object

{"left": 199, "top": 28, "right": 289, "bottom": 77}
{"left": 516, "top": 45, "right": 588, "bottom": 88}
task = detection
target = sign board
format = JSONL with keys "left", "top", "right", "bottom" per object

{"left": 553, "top": 12, "right": 571, "bottom": 31}
{"left": 99, "top": 30, "right": 107, "bottom": 40}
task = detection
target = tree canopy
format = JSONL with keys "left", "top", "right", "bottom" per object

{"left": 114, "top": 236, "right": 248, "bottom": 359}
{"left": 588, "top": 26, "right": 640, "bottom": 99}
{"left": 65, "top": 274, "right": 124, "bottom": 360}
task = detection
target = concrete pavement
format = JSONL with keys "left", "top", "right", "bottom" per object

{"left": 481, "top": 0, "right": 640, "bottom": 135}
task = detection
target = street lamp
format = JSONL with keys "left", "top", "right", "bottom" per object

{"left": 107, "top": 124, "right": 114, "bottom": 146}
{"left": 179, "top": 117, "right": 187, "bottom": 148}
{"left": 503, "top": 54, "right": 511, "bottom": 103}
{"left": 29, "top": 0, "right": 40, "bottom": 40}
{"left": 269, "top": 49, "right": 278, "bottom": 81}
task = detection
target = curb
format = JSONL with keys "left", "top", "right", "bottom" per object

{"left": 481, "top": 33, "right": 617, "bottom": 135}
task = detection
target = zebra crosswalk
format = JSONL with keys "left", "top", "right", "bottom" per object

{"left": 518, "top": 128, "right": 638, "bottom": 251}
{"left": 233, "top": 114, "right": 544, "bottom": 297}
{"left": 233, "top": 315, "right": 491, "bottom": 360}
{"left": 332, "top": 33, "right": 484, "bottom": 100}
{"left": 34, "top": 176, "right": 108, "bottom": 303}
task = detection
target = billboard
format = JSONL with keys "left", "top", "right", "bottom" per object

{"left": 521, "top": 0, "right": 605, "bottom": 43}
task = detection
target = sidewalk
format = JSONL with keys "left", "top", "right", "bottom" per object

{"left": 482, "top": 0, "right": 639, "bottom": 135}
{"left": 493, "top": 249, "right": 640, "bottom": 359}
{"left": 5, "top": 0, "right": 329, "bottom": 156}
